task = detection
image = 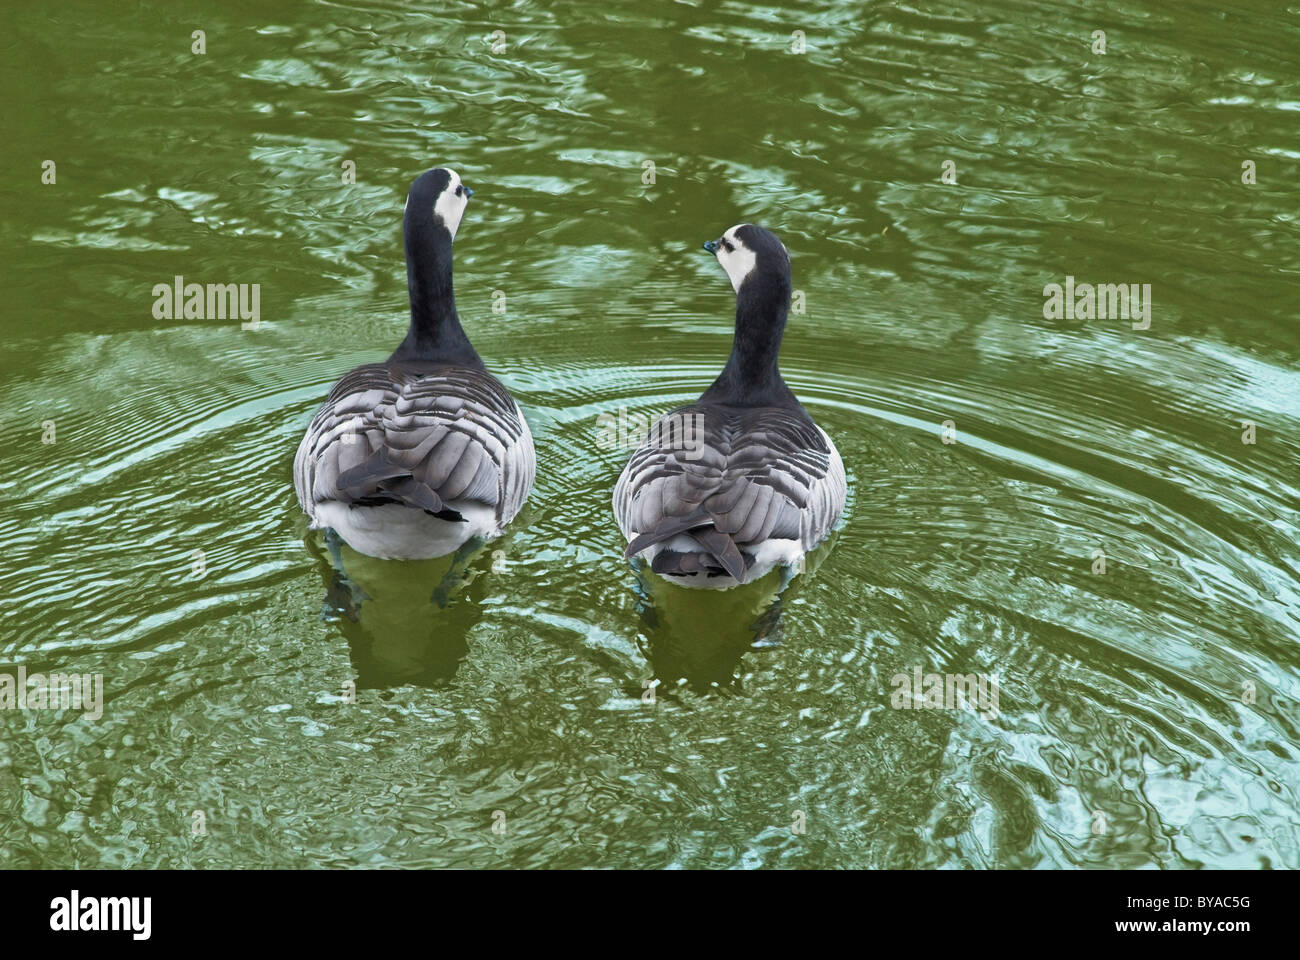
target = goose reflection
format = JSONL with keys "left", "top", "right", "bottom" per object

{"left": 632, "top": 533, "right": 839, "bottom": 692}
{"left": 306, "top": 530, "right": 499, "bottom": 688}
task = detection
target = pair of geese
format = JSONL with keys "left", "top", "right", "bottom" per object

{"left": 294, "top": 168, "right": 846, "bottom": 588}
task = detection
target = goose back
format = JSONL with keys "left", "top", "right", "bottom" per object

{"left": 613, "top": 400, "right": 844, "bottom": 583}
{"left": 295, "top": 360, "right": 534, "bottom": 530}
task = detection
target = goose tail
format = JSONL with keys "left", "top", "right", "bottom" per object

{"left": 624, "top": 510, "right": 750, "bottom": 583}
{"left": 335, "top": 449, "right": 465, "bottom": 522}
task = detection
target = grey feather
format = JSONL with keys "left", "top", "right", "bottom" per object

{"left": 613, "top": 402, "right": 845, "bottom": 580}
{"left": 294, "top": 360, "right": 535, "bottom": 528}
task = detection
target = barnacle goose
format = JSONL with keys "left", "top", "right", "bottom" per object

{"left": 294, "top": 167, "right": 535, "bottom": 559}
{"left": 613, "top": 224, "right": 845, "bottom": 588}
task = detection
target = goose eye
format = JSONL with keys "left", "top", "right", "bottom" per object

{"left": 455, "top": 185, "right": 463, "bottom": 197}
{"left": 722, "top": 240, "right": 734, "bottom": 253}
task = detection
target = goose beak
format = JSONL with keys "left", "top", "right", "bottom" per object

{"left": 702, "top": 239, "right": 720, "bottom": 254}
{"left": 465, "top": 186, "right": 474, "bottom": 198}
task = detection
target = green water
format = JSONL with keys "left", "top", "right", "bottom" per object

{"left": 2, "top": 0, "right": 1298, "bottom": 869}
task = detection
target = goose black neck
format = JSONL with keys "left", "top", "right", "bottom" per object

{"left": 703, "top": 269, "right": 795, "bottom": 406}
{"left": 390, "top": 204, "right": 482, "bottom": 367}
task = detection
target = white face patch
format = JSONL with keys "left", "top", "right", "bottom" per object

{"left": 433, "top": 168, "right": 470, "bottom": 238}
{"left": 712, "top": 224, "right": 758, "bottom": 293}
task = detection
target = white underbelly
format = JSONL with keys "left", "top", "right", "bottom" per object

{"left": 314, "top": 501, "right": 498, "bottom": 560}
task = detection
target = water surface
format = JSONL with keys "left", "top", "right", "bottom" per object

{"left": 2, "top": 0, "right": 1298, "bottom": 868}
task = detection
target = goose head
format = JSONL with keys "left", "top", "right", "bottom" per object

{"left": 703, "top": 224, "right": 790, "bottom": 294}
{"left": 405, "top": 166, "right": 474, "bottom": 240}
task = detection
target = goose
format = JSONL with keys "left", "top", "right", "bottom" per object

{"left": 294, "top": 167, "right": 535, "bottom": 560}
{"left": 613, "top": 224, "right": 845, "bottom": 588}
